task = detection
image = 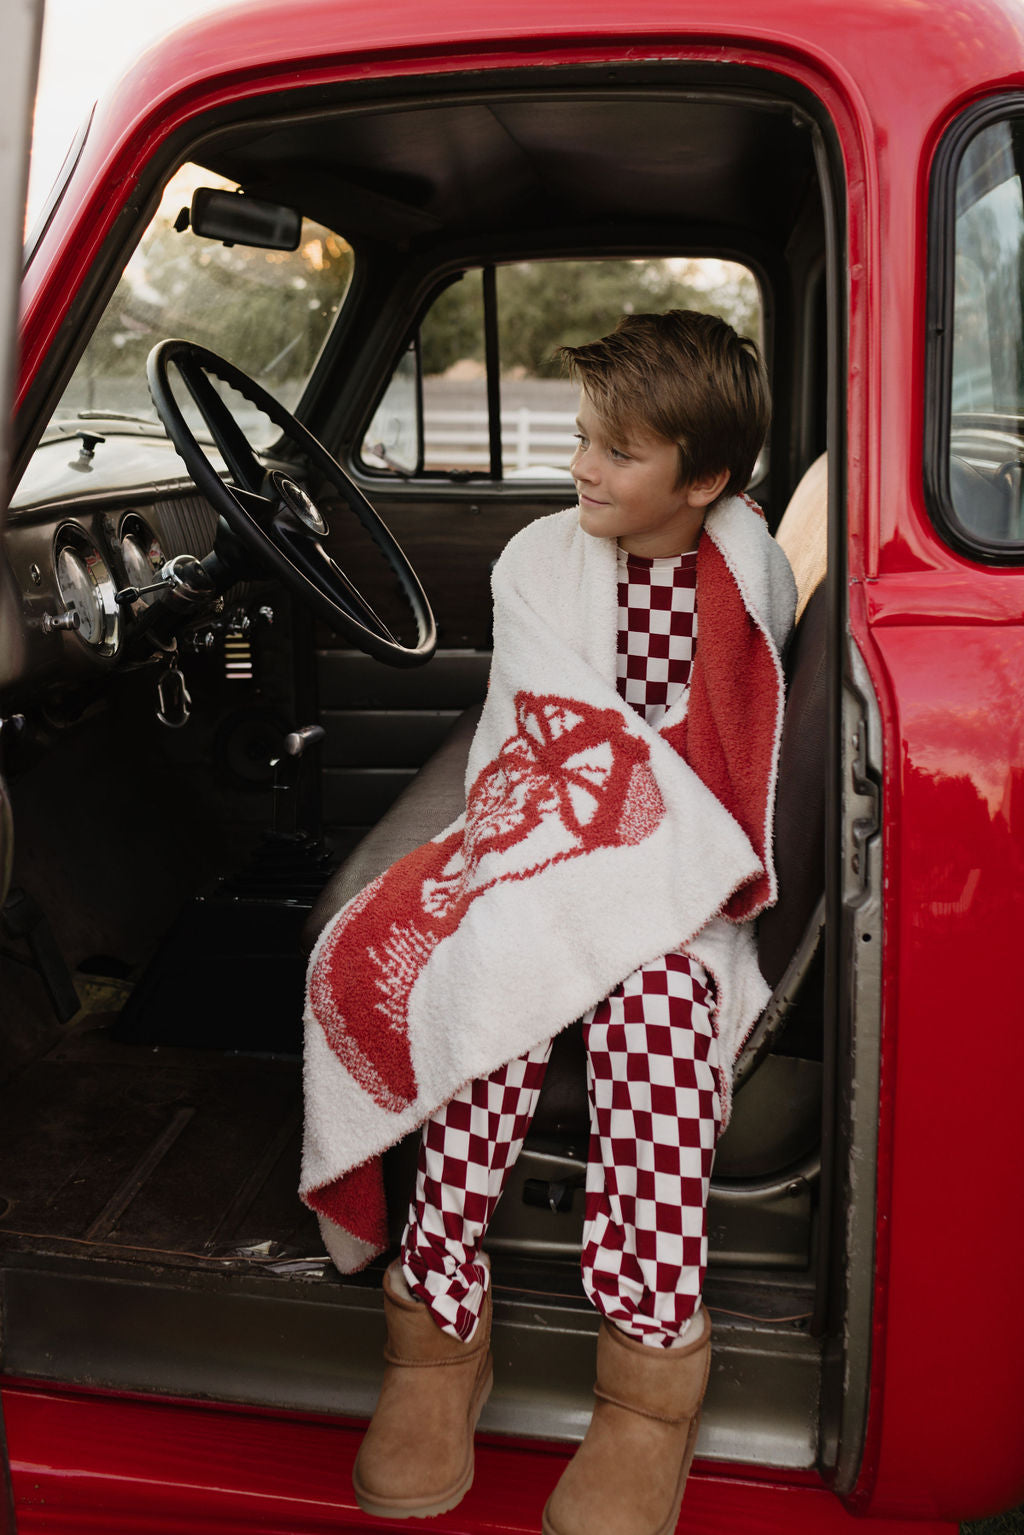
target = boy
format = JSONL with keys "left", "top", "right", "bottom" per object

{"left": 301, "top": 311, "right": 796, "bottom": 1535}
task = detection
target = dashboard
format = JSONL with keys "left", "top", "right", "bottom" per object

{"left": 1, "top": 430, "right": 234, "bottom": 705}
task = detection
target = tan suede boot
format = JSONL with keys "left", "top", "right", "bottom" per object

{"left": 352, "top": 1260, "right": 493, "bottom": 1520}
{"left": 542, "top": 1308, "right": 711, "bottom": 1535}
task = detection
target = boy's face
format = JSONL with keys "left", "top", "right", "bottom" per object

{"left": 571, "top": 391, "right": 727, "bottom": 558}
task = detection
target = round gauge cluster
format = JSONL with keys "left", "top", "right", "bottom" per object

{"left": 53, "top": 525, "right": 120, "bottom": 653}
{"left": 118, "top": 513, "right": 166, "bottom": 605}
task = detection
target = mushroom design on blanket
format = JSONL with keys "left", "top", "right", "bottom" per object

{"left": 308, "top": 691, "right": 665, "bottom": 1113}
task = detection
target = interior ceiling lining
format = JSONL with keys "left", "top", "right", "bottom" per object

{"left": 206, "top": 93, "right": 815, "bottom": 247}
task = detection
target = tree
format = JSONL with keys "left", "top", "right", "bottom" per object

{"left": 419, "top": 258, "right": 761, "bottom": 379}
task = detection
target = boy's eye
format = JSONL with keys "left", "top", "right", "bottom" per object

{"left": 609, "top": 446, "right": 629, "bottom": 462}
{"left": 573, "top": 433, "right": 588, "bottom": 448}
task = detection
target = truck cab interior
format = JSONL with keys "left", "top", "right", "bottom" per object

{"left": 1, "top": 59, "right": 857, "bottom": 1479}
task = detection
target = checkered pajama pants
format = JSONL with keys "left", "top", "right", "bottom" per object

{"left": 400, "top": 950, "right": 722, "bottom": 1349}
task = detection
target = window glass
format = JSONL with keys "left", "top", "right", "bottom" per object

{"left": 949, "top": 120, "right": 1024, "bottom": 540}
{"left": 362, "top": 257, "right": 761, "bottom": 482}
{"left": 50, "top": 163, "right": 355, "bottom": 446}
{"left": 421, "top": 269, "right": 488, "bottom": 473}
{"left": 363, "top": 341, "right": 419, "bottom": 473}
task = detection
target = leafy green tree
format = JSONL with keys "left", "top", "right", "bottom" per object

{"left": 420, "top": 273, "right": 486, "bottom": 376}
{"left": 418, "top": 258, "right": 760, "bottom": 380}
{"left": 497, "top": 259, "right": 744, "bottom": 377}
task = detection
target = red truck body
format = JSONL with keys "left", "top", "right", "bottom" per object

{"left": 4, "top": 0, "right": 1024, "bottom": 1528}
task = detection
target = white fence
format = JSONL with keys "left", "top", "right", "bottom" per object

{"left": 425, "top": 407, "right": 577, "bottom": 475}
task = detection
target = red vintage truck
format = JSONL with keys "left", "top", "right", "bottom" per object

{"left": 1, "top": 0, "right": 1023, "bottom": 1529}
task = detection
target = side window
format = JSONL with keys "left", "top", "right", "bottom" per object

{"left": 363, "top": 341, "right": 420, "bottom": 474}
{"left": 360, "top": 257, "right": 761, "bottom": 483}
{"left": 936, "top": 114, "right": 1024, "bottom": 548}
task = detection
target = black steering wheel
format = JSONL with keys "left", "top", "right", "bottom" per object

{"left": 146, "top": 339, "right": 437, "bottom": 667}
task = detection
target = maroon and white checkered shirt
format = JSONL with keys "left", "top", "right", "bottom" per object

{"left": 616, "top": 546, "right": 698, "bottom": 726}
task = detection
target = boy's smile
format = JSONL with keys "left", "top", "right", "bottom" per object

{"left": 571, "top": 392, "right": 727, "bottom": 558}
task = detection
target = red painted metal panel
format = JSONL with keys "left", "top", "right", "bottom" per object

{"left": 840, "top": 0, "right": 1024, "bottom": 1517}
{"left": 851, "top": 610, "right": 1024, "bottom": 1521}
{"left": 2, "top": 1382, "right": 957, "bottom": 1535}
{"left": 0, "top": 1406, "right": 14, "bottom": 1535}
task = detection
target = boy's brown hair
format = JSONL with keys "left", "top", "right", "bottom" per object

{"left": 558, "top": 309, "right": 769, "bottom": 501}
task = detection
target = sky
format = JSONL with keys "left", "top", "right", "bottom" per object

{"left": 28, "top": 0, "right": 228, "bottom": 225}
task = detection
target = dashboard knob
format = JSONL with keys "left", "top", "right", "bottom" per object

{"left": 283, "top": 724, "right": 326, "bottom": 757}
{"left": 41, "top": 609, "right": 82, "bottom": 634}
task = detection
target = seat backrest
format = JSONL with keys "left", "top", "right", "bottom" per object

{"left": 753, "top": 579, "right": 827, "bottom": 995}
{"left": 775, "top": 451, "right": 827, "bottom": 619}
{"left": 734, "top": 456, "right": 829, "bottom": 1089}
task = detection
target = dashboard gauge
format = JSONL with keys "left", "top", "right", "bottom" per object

{"left": 118, "top": 514, "right": 165, "bottom": 604}
{"left": 53, "top": 527, "right": 120, "bottom": 652}
{"left": 55, "top": 547, "right": 100, "bottom": 641}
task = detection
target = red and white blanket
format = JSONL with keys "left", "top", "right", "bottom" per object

{"left": 301, "top": 497, "right": 796, "bottom": 1273}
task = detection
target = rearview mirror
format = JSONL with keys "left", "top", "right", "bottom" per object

{"left": 177, "top": 187, "right": 302, "bottom": 251}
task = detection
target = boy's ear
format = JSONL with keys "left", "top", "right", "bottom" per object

{"left": 685, "top": 468, "right": 730, "bottom": 508}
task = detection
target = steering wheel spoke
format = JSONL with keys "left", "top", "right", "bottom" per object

{"left": 146, "top": 339, "right": 436, "bottom": 666}
{"left": 231, "top": 484, "right": 278, "bottom": 523}
{"left": 274, "top": 523, "right": 400, "bottom": 644}
{"left": 174, "top": 354, "right": 268, "bottom": 493}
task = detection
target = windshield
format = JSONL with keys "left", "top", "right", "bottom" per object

{"left": 49, "top": 162, "right": 354, "bottom": 440}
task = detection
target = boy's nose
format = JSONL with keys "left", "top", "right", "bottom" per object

{"left": 572, "top": 445, "right": 597, "bottom": 482}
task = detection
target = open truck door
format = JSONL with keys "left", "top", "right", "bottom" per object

{"left": 0, "top": 0, "right": 44, "bottom": 912}
{"left": 0, "top": 5, "right": 43, "bottom": 1526}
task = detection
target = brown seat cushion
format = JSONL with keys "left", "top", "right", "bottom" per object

{"left": 301, "top": 703, "right": 483, "bottom": 953}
